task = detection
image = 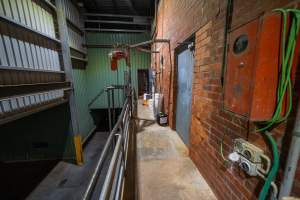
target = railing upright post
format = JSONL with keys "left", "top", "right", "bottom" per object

{"left": 107, "top": 89, "right": 112, "bottom": 133}
{"left": 83, "top": 86, "right": 135, "bottom": 200}
{"left": 112, "top": 88, "right": 116, "bottom": 125}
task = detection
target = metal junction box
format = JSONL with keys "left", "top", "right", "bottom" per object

{"left": 224, "top": 13, "right": 299, "bottom": 121}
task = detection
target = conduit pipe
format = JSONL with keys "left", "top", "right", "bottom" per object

{"left": 279, "top": 100, "right": 300, "bottom": 198}
{"left": 220, "top": 0, "right": 233, "bottom": 86}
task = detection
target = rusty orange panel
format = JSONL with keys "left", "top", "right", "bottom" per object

{"left": 224, "top": 13, "right": 299, "bottom": 121}
{"left": 224, "top": 18, "right": 259, "bottom": 116}
{"left": 250, "top": 14, "right": 282, "bottom": 121}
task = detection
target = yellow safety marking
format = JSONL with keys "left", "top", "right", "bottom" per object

{"left": 74, "top": 134, "right": 84, "bottom": 165}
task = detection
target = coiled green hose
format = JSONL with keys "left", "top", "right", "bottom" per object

{"left": 257, "top": 9, "right": 300, "bottom": 132}
{"left": 259, "top": 133, "right": 279, "bottom": 200}
{"left": 258, "top": 9, "right": 300, "bottom": 200}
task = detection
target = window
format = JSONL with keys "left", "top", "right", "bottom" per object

{"left": 233, "top": 34, "right": 248, "bottom": 54}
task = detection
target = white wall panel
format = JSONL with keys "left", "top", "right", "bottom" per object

{"left": 0, "top": 0, "right": 56, "bottom": 38}
{"left": 0, "top": 34, "right": 61, "bottom": 71}
{"left": 0, "top": 89, "right": 65, "bottom": 113}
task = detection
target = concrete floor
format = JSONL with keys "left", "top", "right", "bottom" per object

{"left": 27, "top": 132, "right": 110, "bottom": 200}
{"left": 137, "top": 102, "right": 216, "bottom": 200}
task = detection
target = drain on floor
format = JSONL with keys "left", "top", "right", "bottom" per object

{"left": 58, "top": 178, "right": 68, "bottom": 187}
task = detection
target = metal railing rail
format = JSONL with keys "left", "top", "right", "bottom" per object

{"left": 88, "top": 85, "right": 127, "bottom": 109}
{"left": 88, "top": 88, "right": 106, "bottom": 108}
{"left": 83, "top": 85, "right": 134, "bottom": 200}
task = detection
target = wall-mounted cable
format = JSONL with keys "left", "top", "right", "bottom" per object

{"left": 257, "top": 9, "right": 300, "bottom": 200}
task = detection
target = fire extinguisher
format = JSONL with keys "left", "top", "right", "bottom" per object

{"left": 109, "top": 50, "right": 130, "bottom": 71}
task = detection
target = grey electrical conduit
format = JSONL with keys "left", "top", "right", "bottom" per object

{"left": 279, "top": 99, "right": 300, "bottom": 198}
{"left": 257, "top": 170, "right": 278, "bottom": 199}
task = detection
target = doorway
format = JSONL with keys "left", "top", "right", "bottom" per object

{"left": 137, "top": 69, "right": 149, "bottom": 97}
{"left": 175, "top": 40, "right": 195, "bottom": 146}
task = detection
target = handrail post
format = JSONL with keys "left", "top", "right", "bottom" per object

{"left": 107, "top": 89, "right": 112, "bottom": 133}
{"left": 112, "top": 89, "right": 116, "bottom": 125}
{"left": 83, "top": 86, "right": 134, "bottom": 200}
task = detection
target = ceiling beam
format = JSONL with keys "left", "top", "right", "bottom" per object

{"left": 129, "top": 39, "right": 170, "bottom": 48}
{"left": 84, "top": 28, "right": 148, "bottom": 33}
{"left": 123, "top": 0, "right": 138, "bottom": 14}
{"left": 85, "top": 19, "right": 150, "bottom": 25}
{"left": 111, "top": 0, "right": 118, "bottom": 14}
{"left": 84, "top": 13, "right": 152, "bottom": 19}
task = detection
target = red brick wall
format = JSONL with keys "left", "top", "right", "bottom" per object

{"left": 152, "top": 0, "right": 300, "bottom": 199}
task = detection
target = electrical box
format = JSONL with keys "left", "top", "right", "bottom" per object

{"left": 224, "top": 13, "right": 299, "bottom": 121}
{"left": 233, "top": 138, "right": 271, "bottom": 176}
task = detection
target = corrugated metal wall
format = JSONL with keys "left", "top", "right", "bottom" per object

{"left": 0, "top": 0, "right": 150, "bottom": 161}
{"left": 63, "top": 0, "right": 86, "bottom": 56}
{"left": 0, "top": 0, "right": 87, "bottom": 162}
{"left": 1, "top": 0, "right": 56, "bottom": 38}
{"left": 72, "top": 69, "right": 94, "bottom": 139}
{"left": 0, "top": 0, "right": 64, "bottom": 116}
{"left": 86, "top": 32, "right": 151, "bottom": 108}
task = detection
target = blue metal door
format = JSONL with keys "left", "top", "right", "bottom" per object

{"left": 176, "top": 48, "right": 194, "bottom": 146}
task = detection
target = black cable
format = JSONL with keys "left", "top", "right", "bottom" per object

{"left": 221, "top": 0, "right": 233, "bottom": 86}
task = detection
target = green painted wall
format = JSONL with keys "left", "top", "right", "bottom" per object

{"left": 0, "top": 33, "right": 150, "bottom": 162}
{"left": 72, "top": 69, "right": 95, "bottom": 139}
{"left": 72, "top": 32, "right": 150, "bottom": 140}
{"left": 85, "top": 32, "right": 151, "bottom": 109}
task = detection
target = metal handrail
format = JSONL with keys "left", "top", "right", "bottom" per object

{"left": 100, "top": 97, "right": 132, "bottom": 200}
{"left": 88, "top": 85, "right": 127, "bottom": 109}
{"left": 99, "top": 134, "right": 122, "bottom": 199}
{"left": 83, "top": 86, "right": 134, "bottom": 200}
{"left": 88, "top": 88, "right": 105, "bottom": 108}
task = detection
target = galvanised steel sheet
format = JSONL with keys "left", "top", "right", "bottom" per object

{"left": 0, "top": 89, "right": 64, "bottom": 116}
{"left": 176, "top": 48, "right": 194, "bottom": 146}
{"left": 61, "top": 0, "right": 81, "bottom": 28}
{"left": 0, "top": 34, "right": 60, "bottom": 71}
{"left": 62, "top": 0, "right": 86, "bottom": 54}
{"left": 0, "top": 0, "right": 82, "bottom": 163}
{"left": 68, "top": 27, "right": 86, "bottom": 53}
{"left": 0, "top": 0, "right": 56, "bottom": 38}
{"left": 0, "top": 0, "right": 63, "bottom": 114}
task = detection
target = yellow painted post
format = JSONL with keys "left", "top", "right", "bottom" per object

{"left": 74, "top": 135, "right": 84, "bottom": 165}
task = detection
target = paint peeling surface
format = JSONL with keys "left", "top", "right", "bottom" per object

{"left": 137, "top": 102, "right": 216, "bottom": 200}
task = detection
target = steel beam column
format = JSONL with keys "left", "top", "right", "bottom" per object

{"left": 55, "top": 0, "right": 83, "bottom": 165}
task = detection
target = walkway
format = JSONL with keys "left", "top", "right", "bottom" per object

{"left": 27, "top": 132, "right": 110, "bottom": 200}
{"left": 136, "top": 102, "right": 216, "bottom": 200}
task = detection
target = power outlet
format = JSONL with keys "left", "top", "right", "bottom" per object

{"left": 234, "top": 138, "right": 263, "bottom": 163}
{"left": 239, "top": 157, "right": 258, "bottom": 176}
{"left": 233, "top": 138, "right": 270, "bottom": 175}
